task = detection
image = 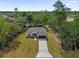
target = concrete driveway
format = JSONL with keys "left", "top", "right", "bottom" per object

{"left": 36, "top": 40, "right": 53, "bottom": 58}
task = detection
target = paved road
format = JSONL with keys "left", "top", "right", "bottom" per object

{"left": 36, "top": 40, "right": 53, "bottom": 58}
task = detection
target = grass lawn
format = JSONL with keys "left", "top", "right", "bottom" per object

{"left": 4, "top": 33, "right": 38, "bottom": 58}
{"left": 44, "top": 25, "right": 62, "bottom": 57}
{"left": 47, "top": 30, "right": 62, "bottom": 57}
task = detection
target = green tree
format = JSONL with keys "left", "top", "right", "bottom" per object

{"left": 53, "top": 0, "right": 66, "bottom": 20}
{"left": 14, "top": 7, "right": 19, "bottom": 18}
{"left": 65, "top": 7, "right": 71, "bottom": 16}
{"left": 0, "top": 18, "right": 11, "bottom": 49}
{"left": 21, "top": 11, "right": 26, "bottom": 17}
{"left": 40, "top": 10, "right": 49, "bottom": 24}
{"left": 52, "top": 0, "right": 67, "bottom": 32}
{"left": 27, "top": 14, "right": 33, "bottom": 24}
{"left": 0, "top": 16, "right": 22, "bottom": 50}
{"left": 53, "top": 0, "right": 65, "bottom": 12}
{"left": 65, "top": 7, "right": 71, "bottom": 12}
{"left": 50, "top": 0, "right": 78, "bottom": 51}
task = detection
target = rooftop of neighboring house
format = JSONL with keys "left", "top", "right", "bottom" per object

{"left": 66, "top": 15, "right": 76, "bottom": 22}
{"left": 1, "top": 14, "right": 14, "bottom": 22}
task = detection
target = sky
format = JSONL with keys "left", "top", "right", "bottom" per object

{"left": 0, "top": 0, "right": 78, "bottom": 11}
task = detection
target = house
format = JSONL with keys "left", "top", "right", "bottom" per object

{"left": 2, "top": 14, "right": 14, "bottom": 22}
{"left": 26, "top": 27, "right": 47, "bottom": 40}
{"left": 66, "top": 15, "right": 76, "bottom": 22}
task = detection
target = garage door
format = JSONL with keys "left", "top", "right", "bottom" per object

{"left": 38, "top": 36, "right": 46, "bottom": 39}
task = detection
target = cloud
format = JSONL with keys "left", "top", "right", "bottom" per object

{"left": 67, "top": 0, "right": 77, "bottom": 6}
{"left": 67, "top": 3, "right": 72, "bottom": 6}
{"left": 69, "top": 0, "right": 77, "bottom": 3}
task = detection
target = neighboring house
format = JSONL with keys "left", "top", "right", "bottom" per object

{"left": 66, "top": 15, "right": 76, "bottom": 22}
{"left": 2, "top": 14, "right": 14, "bottom": 22}
{"left": 26, "top": 27, "right": 47, "bottom": 40}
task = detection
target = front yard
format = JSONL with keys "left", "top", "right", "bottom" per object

{"left": 3, "top": 25, "right": 79, "bottom": 58}
{"left": 4, "top": 33, "right": 38, "bottom": 58}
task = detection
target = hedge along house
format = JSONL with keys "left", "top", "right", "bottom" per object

{"left": 26, "top": 27, "right": 47, "bottom": 40}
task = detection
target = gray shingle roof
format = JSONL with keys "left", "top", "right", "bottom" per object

{"left": 26, "top": 27, "right": 47, "bottom": 36}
